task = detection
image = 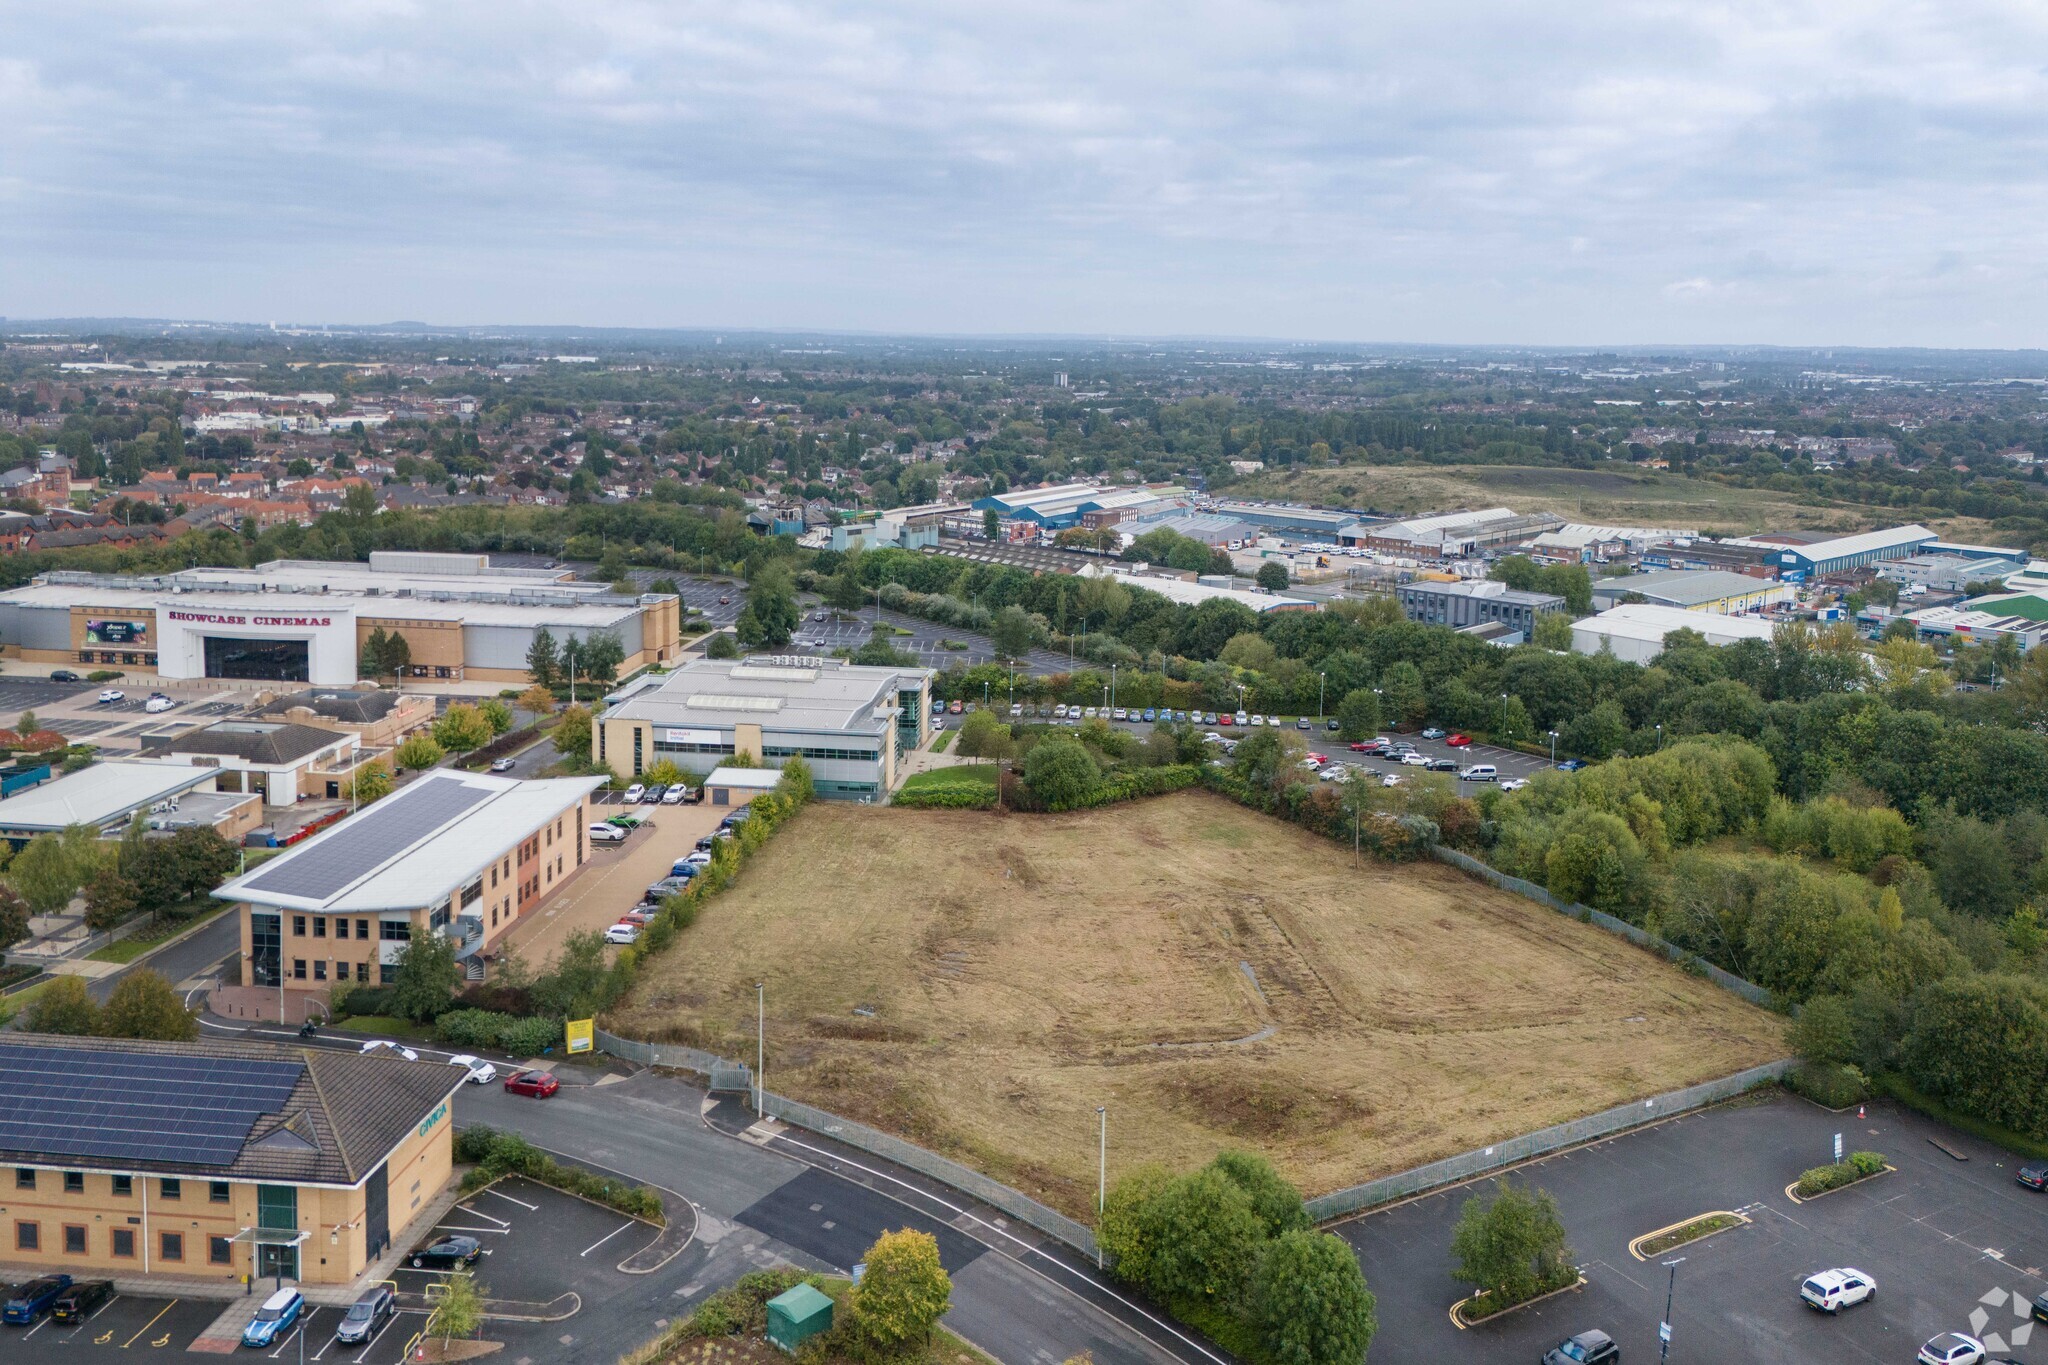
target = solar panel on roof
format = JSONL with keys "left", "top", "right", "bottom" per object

{"left": 0, "top": 1042, "right": 303, "bottom": 1169}
{"left": 240, "top": 774, "right": 494, "bottom": 903}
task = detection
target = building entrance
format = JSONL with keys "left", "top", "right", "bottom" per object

{"left": 203, "top": 636, "right": 311, "bottom": 682}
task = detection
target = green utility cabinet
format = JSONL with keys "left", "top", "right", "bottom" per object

{"left": 765, "top": 1282, "right": 834, "bottom": 1353}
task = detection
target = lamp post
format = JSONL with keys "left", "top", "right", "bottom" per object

{"left": 1499, "top": 691, "right": 1509, "bottom": 740}
{"left": 1656, "top": 722, "right": 1664, "bottom": 751}
{"left": 1110, "top": 663, "right": 1119, "bottom": 716}
{"left": 1096, "top": 1106, "right": 1108, "bottom": 1270}
{"left": 755, "top": 982, "right": 765, "bottom": 1118}
{"left": 1658, "top": 1257, "right": 1685, "bottom": 1365}
{"left": 1549, "top": 729, "right": 1558, "bottom": 766}
{"left": 1318, "top": 671, "right": 1326, "bottom": 719}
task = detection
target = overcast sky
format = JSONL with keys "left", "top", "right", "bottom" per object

{"left": 3, "top": 1, "right": 2045, "bottom": 346}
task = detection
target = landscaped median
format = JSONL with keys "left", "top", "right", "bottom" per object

{"left": 1786, "top": 1150, "right": 1891, "bottom": 1203}
{"left": 454, "top": 1124, "right": 665, "bottom": 1223}
{"left": 1628, "top": 1210, "right": 1749, "bottom": 1261}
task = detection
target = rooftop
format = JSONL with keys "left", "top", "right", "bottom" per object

{"left": 605, "top": 657, "right": 932, "bottom": 734}
{"left": 0, "top": 759, "right": 221, "bottom": 834}
{"left": 1592, "top": 569, "right": 1784, "bottom": 606}
{"left": 0, "top": 1033, "right": 462, "bottom": 1187}
{"left": 1773, "top": 524, "right": 1935, "bottom": 561}
{"left": 148, "top": 720, "right": 352, "bottom": 766}
{"left": 255, "top": 688, "right": 413, "bottom": 724}
{"left": 1402, "top": 578, "right": 1564, "bottom": 606}
{"left": 1574, "top": 603, "right": 1782, "bottom": 645}
{"left": 217, "top": 770, "right": 604, "bottom": 913}
{"left": 705, "top": 767, "right": 784, "bottom": 790}
{"left": 1082, "top": 565, "right": 1313, "bottom": 612}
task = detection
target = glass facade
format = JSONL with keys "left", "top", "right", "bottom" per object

{"left": 250, "top": 913, "right": 281, "bottom": 988}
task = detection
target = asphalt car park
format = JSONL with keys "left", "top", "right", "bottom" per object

{"left": 1338, "top": 1090, "right": 2048, "bottom": 1365}
{"left": 2, "top": 1292, "right": 219, "bottom": 1358}
{"left": 0, "top": 676, "right": 97, "bottom": 710}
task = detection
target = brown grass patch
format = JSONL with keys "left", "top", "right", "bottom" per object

{"left": 611, "top": 792, "right": 1784, "bottom": 1217}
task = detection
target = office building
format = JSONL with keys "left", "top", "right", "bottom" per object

{"left": 1397, "top": 578, "right": 1565, "bottom": 633}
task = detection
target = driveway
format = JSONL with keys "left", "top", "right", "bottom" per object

{"left": 496, "top": 801, "right": 724, "bottom": 966}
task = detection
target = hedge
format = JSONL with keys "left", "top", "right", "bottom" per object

{"left": 1002, "top": 762, "right": 1201, "bottom": 813}
{"left": 435, "top": 1008, "right": 564, "bottom": 1058}
{"left": 1788, "top": 1061, "right": 1866, "bottom": 1109}
{"left": 455, "top": 1125, "right": 664, "bottom": 1222}
{"left": 1794, "top": 1150, "right": 1886, "bottom": 1197}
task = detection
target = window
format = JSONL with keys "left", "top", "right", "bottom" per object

{"left": 210, "top": 1181, "right": 231, "bottom": 1204}
{"left": 545, "top": 823, "right": 552, "bottom": 846}
{"left": 160, "top": 1231, "right": 184, "bottom": 1262}
{"left": 112, "top": 1174, "right": 132, "bottom": 1197}
{"left": 313, "top": 916, "right": 326, "bottom": 938}
{"left": 64, "top": 1171, "right": 83, "bottom": 1193}
{"left": 313, "top": 960, "right": 327, "bottom": 981}
{"left": 292, "top": 959, "right": 306, "bottom": 980}
{"left": 14, "top": 1167, "right": 32, "bottom": 1190}
{"left": 380, "top": 963, "right": 398, "bottom": 985}
{"left": 356, "top": 918, "right": 371, "bottom": 940}
{"left": 15, "top": 1221, "right": 36, "bottom": 1252}
{"left": 292, "top": 915, "right": 306, "bottom": 937}
{"left": 380, "top": 920, "right": 411, "bottom": 942}
{"left": 210, "top": 1235, "right": 232, "bottom": 1266}
{"left": 111, "top": 1227, "right": 134, "bottom": 1258}
{"left": 62, "top": 1225, "right": 86, "bottom": 1254}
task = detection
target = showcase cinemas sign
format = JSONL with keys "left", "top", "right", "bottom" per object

{"left": 167, "top": 610, "right": 335, "bottom": 627}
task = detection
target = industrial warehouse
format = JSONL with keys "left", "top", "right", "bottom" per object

{"left": 0, "top": 552, "right": 684, "bottom": 686}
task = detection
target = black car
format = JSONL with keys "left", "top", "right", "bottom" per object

{"left": 695, "top": 834, "right": 717, "bottom": 852}
{"left": 2017, "top": 1164, "right": 2048, "bottom": 1190}
{"left": 1543, "top": 1329, "right": 1619, "bottom": 1365}
{"left": 1425, "top": 757, "right": 1458, "bottom": 771}
{"left": 49, "top": 669, "right": 80, "bottom": 683}
{"left": 335, "top": 1285, "right": 396, "bottom": 1344}
{"left": 2034, "top": 1289, "right": 2048, "bottom": 1323}
{"left": 408, "top": 1234, "right": 481, "bottom": 1270}
{"left": 3, "top": 1274, "right": 74, "bottom": 1325}
{"left": 50, "top": 1280, "right": 113, "bottom": 1325}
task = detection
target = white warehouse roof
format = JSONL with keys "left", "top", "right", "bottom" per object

{"left": 0, "top": 759, "right": 221, "bottom": 834}
{"left": 1080, "top": 565, "right": 1312, "bottom": 613}
{"left": 1571, "top": 603, "right": 1781, "bottom": 652}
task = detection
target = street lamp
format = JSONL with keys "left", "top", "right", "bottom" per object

{"left": 1499, "top": 691, "right": 1509, "bottom": 738}
{"left": 1655, "top": 722, "right": 1664, "bottom": 750}
{"left": 1096, "top": 1106, "right": 1108, "bottom": 1270}
{"left": 1548, "top": 729, "right": 1558, "bottom": 766}
{"left": 1318, "top": 671, "right": 1326, "bottom": 719}
{"left": 1658, "top": 1257, "right": 1685, "bottom": 1365}
{"left": 755, "top": 982, "right": 765, "bottom": 1117}
{"left": 1110, "top": 663, "right": 1119, "bottom": 715}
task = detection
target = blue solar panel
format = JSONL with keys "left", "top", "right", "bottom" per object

{"left": 240, "top": 774, "right": 494, "bottom": 903}
{"left": 0, "top": 1042, "right": 304, "bottom": 1168}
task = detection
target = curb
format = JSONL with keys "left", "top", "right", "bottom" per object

{"left": 1628, "top": 1210, "right": 1749, "bottom": 1261}
{"left": 1449, "top": 1275, "right": 1587, "bottom": 1329}
{"left": 1785, "top": 1165, "right": 1895, "bottom": 1205}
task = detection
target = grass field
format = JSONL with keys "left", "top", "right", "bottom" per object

{"left": 1229, "top": 463, "right": 1996, "bottom": 540}
{"left": 614, "top": 792, "right": 1783, "bottom": 1216}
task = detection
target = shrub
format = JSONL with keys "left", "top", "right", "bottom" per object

{"left": 1795, "top": 1151, "right": 1886, "bottom": 1197}
{"left": 457, "top": 1126, "right": 665, "bottom": 1222}
{"left": 1788, "top": 1060, "right": 1867, "bottom": 1109}
{"left": 433, "top": 1008, "right": 564, "bottom": 1056}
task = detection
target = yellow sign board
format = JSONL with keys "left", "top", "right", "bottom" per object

{"left": 565, "top": 1019, "right": 595, "bottom": 1055}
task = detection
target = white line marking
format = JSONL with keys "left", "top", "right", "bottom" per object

{"left": 433, "top": 1225, "right": 509, "bottom": 1235}
{"left": 454, "top": 1205, "right": 510, "bottom": 1227}
{"left": 485, "top": 1188, "right": 538, "bottom": 1210}
{"left": 581, "top": 1222, "right": 632, "bottom": 1258}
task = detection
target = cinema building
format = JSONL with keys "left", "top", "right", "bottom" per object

{"left": 0, "top": 552, "right": 683, "bottom": 686}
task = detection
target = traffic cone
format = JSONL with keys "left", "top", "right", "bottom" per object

{"left": 1857, "top": 1104, "right": 1865, "bottom": 1120}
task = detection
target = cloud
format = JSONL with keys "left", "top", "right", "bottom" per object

{"left": 2, "top": 0, "right": 2047, "bottom": 345}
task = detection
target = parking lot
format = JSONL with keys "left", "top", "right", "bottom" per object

{"left": 1339, "top": 1090, "right": 2048, "bottom": 1364}
{"left": 497, "top": 795, "right": 724, "bottom": 965}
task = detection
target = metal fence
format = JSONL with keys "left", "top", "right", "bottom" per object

{"left": 1304, "top": 1059, "right": 1794, "bottom": 1222}
{"left": 1431, "top": 845, "right": 1776, "bottom": 1009}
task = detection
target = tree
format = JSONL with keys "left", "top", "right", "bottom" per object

{"left": 22, "top": 974, "right": 98, "bottom": 1035}
{"left": 1379, "top": 661, "right": 1428, "bottom": 726}
{"left": 0, "top": 882, "right": 26, "bottom": 952}
{"left": 1230, "top": 728, "right": 1288, "bottom": 789}
{"left": 434, "top": 703, "right": 493, "bottom": 753}
{"left": 81, "top": 866, "right": 140, "bottom": 932}
{"left": 525, "top": 627, "right": 561, "bottom": 692}
{"left": 1148, "top": 1167, "right": 1266, "bottom": 1302}
{"left": 393, "top": 734, "right": 445, "bottom": 771}
{"left": 98, "top": 968, "right": 198, "bottom": 1041}
{"left": 1789, "top": 993, "right": 1857, "bottom": 1065}
{"left": 1022, "top": 737, "right": 1100, "bottom": 808}
{"left": 391, "top": 932, "right": 462, "bottom": 1022}
{"left": 957, "top": 710, "right": 1014, "bottom": 764}
{"left": 553, "top": 704, "right": 593, "bottom": 762}
{"left": 1450, "top": 1179, "right": 1575, "bottom": 1305}
{"left": 1099, "top": 1165, "right": 1177, "bottom": 1290}
{"left": 1210, "top": 1150, "right": 1309, "bottom": 1238}
{"left": 382, "top": 629, "right": 412, "bottom": 679}
{"left": 737, "top": 564, "right": 800, "bottom": 649}
{"left": 432, "top": 1270, "right": 484, "bottom": 1342}
{"left": 517, "top": 684, "right": 556, "bottom": 716}
{"left": 1531, "top": 612, "right": 1575, "bottom": 650}
{"left": 991, "top": 604, "right": 1037, "bottom": 661}
{"left": 10, "top": 826, "right": 101, "bottom": 912}
{"left": 849, "top": 1228, "right": 952, "bottom": 1351}
{"left": 478, "top": 698, "right": 514, "bottom": 736}
{"left": 1252, "top": 1229, "right": 1378, "bottom": 1365}
{"left": 1335, "top": 688, "right": 1383, "bottom": 741}
{"left": 359, "top": 626, "right": 391, "bottom": 681}
{"left": 982, "top": 507, "right": 1001, "bottom": 539}
{"left": 705, "top": 631, "right": 740, "bottom": 659}
{"left": 1256, "top": 561, "right": 1290, "bottom": 592}
{"left": 345, "top": 766, "right": 393, "bottom": 806}
{"left": 580, "top": 631, "right": 626, "bottom": 686}
{"left": 778, "top": 754, "right": 815, "bottom": 804}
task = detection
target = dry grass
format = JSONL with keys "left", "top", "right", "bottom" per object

{"left": 613, "top": 792, "right": 1783, "bottom": 1217}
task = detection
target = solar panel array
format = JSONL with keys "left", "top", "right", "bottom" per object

{"left": 0, "top": 1041, "right": 304, "bottom": 1168}
{"left": 241, "top": 774, "right": 494, "bottom": 903}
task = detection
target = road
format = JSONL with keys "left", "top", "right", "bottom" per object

{"left": 793, "top": 601, "right": 1075, "bottom": 675}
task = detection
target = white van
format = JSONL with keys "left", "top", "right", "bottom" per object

{"left": 1459, "top": 764, "right": 1498, "bottom": 782}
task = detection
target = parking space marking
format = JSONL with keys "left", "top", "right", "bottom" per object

{"left": 453, "top": 1204, "right": 510, "bottom": 1226}
{"left": 580, "top": 1221, "right": 633, "bottom": 1258}
{"left": 437, "top": 1224, "right": 510, "bottom": 1234}
{"left": 122, "top": 1298, "right": 178, "bottom": 1348}
{"left": 486, "top": 1187, "right": 538, "bottom": 1210}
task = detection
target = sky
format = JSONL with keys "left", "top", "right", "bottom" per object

{"left": 3, "top": 1, "right": 2047, "bottom": 347}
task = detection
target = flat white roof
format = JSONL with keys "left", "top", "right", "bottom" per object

{"left": 705, "top": 767, "right": 783, "bottom": 789}
{"left": 0, "top": 759, "right": 220, "bottom": 832}
{"left": 1572, "top": 603, "right": 1782, "bottom": 647}
{"left": 1781, "top": 524, "right": 1934, "bottom": 561}
{"left": 1082, "top": 566, "right": 1312, "bottom": 613}
{"left": 1376, "top": 507, "right": 1516, "bottom": 538}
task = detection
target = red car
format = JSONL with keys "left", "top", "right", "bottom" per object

{"left": 1446, "top": 734, "right": 1473, "bottom": 747}
{"left": 1349, "top": 741, "right": 1377, "bottom": 752}
{"left": 503, "top": 1070, "right": 559, "bottom": 1099}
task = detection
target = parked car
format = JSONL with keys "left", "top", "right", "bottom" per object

{"left": 1348, "top": 741, "right": 1378, "bottom": 753}
{"left": 1459, "top": 764, "right": 1498, "bottom": 781}
{"left": 589, "top": 823, "right": 628, "bottom": 845}
{"left": 1320, "top": 766, "right": 1351, "bottom": 783}
{"left": 1401, "top": 752, "right": 1430, "bottom": 766}
{"left": 503, "top": 1069, "right": 559, "bottom": 1098}
{"left": 622, "top": 783, "right": 647, "bottom": 803}
{"left": 144, "top": 694, "right": 175, "bottom": 713}
{"left": 1919, "top": 1334, "right": 1986, "bottom": 1365}
{"left": 1557, "top": 758, "right": 1588, "bottom": 772}
{"left": 241, "top": 1289, "right": 305, "bottom": 1347}
{"left": 2033, "top": 1290, "right": 2048, "bottom": 1323}
{"left": 1295, "top": 718, "right": 1312, "bottom": 731}
{"left": 359, "top": 1040, "right": 420, "bottom": 1061}
{"left": 640, "top": 784, "right": 666, "bottom": 804}
{"left": 1421, "top": 726, "right": 1446, "bottom": 739}
{"left": 1233, "top": 711, "right": 1250, "bottom": 725}
{"left": 643, "top": 876, "right": 693, "bottom": 902}
{"left": 1542, "top": 1330, "right": 1618, "bottom": 1365}
{"left": 408, "top": 1235, "right": 482, "bottom": 1271}
{"left": 3, "top": 1274, "right": 74, "bottom": 1325}
{"left": 1009, "top": 703, "right": 1023, "bottom": 717}
{"left": 949, "top": 700, "right": 963, "bottom": 714}
{"left": 1800, "top": 1268, "right": 1876, "bottom": 1312}
{"left": 334, "top": 1285, "right": 397, "bottom": 1345}
{"left": 606, "top": 810, "right": 649, "bottom": 829}
{"left": 618, "top": 906, "right": 656, "bottom": 928}
{"left": 2016, "top": 1164, "right": 2048, "bottom": 1191}
{"left": 489, "top": 757, "right": 516, "bottom": 773}
{"left": 1380, "top": 774, "right": 1402, "bottom": 787}
{"left": 660, "top": 785, "right": 687, "bottom": 804}
{"left": 97, "top": 688, "right": 125, "bottom": 704}
{"left": 48, "top": 669, "right": 79, "bottom": 682}
{"left": 446, "top": 1055, "right": 498, "bottom": 1085}
{"left": 1446, "top": 733, "right": 1472, "bottom": 747}
{"left": 1326, "top": 718, "right": 1341, "bottom": 731}
{"left": 1425, "top": 756, "right": 1458, "bottom": 772}
{"left": 604, "top": 922, "right": 641, "bottom": 945}
{"left": 1113, "top": 708, "right": 1128, "bottom": 720}
{"left": 49, "top": 1279, "right": 112, "bottom": 1325}
{"left": 1499, "top": 777, "right": 1529, "bottom": 792}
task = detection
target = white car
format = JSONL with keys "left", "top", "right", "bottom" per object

{"left": 1499, "top": 777, "right": 1529, "bottom": 792}
{"left": 447, "top": 1055, "right": 498, "bottom": 1085}
{"left": 1401, "top": 752, "right": 1431, "bottom": 766}
{"left": 682, "top": 848, "right": 713, "bottom": 868}
{"left": 97, "top": 689, "right": 125, "bottom": 704}
{"left": 1233, "top": 711, "right": 1249, "bottom": 725}
{"left": 489, "top": 757, "right": 516, "bottom": 773}
{"left": 588, "top": 823, "right": 628, "bottom": 845}
{"left": 1918, "top": 1334, "right": 1985, "bottom": 1365}
{"left": 144, "top": 695, "right": 175, "bottom": 713}
{"left": 621, "top": 783, "right": 646, "bottom": 804}
{"left": 660, "top": 786, "right": 687, "bottom": 804}
{"left": 1249, "top": 714, "right": 1265, "bottom": 726}
{"left": 604, "top": 922, "right": 641, "bottom": 945}
{"left": 359, "top": 1040, "right": 420, "bottom": 1061}
{"left": 1381, "top": 774, "right": 1402, "bottom": 788}
{"left": 1799, "top": 1268, "right": 1875, "bottom": 1313}
{"left": 1320, "top": 766, "right": 1351, "bottom": 783}
{"left": 1300, "top": 756, "right": 1323, "bottom": 770}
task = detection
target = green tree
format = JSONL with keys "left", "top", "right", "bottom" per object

{"left": 1252, "top": 1229, "right": 1378, "bottom": 1365}
{"left": 478, "top": 699, "right": 514, "bottom": 736}
{"left": 432, "top": 1270, "right": 484, "bottom": 1342}
{"left": 98, "top": 968, "right": 198, "bottom": 1041}
{"left": 957, "top": 710, "right": 1014, "bottom": 764}
{"left": 991, "top": 604, "right": 1038, "bottom": 661}
{"left": 705, "top": 631, "right": 740, "bottom": 659}
{"left": 580, "top": 631, "right": 626, "bottom": 685}
{"left": 0, "top": 882, "right": 26, "bottom": 952}
{"left": 737, "top": 564, "right": 800, "bottom": 649}
{"left": 359, "top": 625, "right": 391, "bottom": 681}
{"left": 393, "top": 734, "right": 445, "bottom": 770}
{"left": 382, "top": 630, "right": 412, "bottom": 678}
{"left": 778, "top": 754, "right": 815, "bottom": 804}
{"left": 390, "top": 931, "right": 462, "bottom": 1022}
{"left": 345, "top": 766, "right": 393, "bottom": 806}
{"left": 1789, "top": 993, "right": 1857, "bottom": 1065}
{"left": 1022, "top": 736, "right": 1100, "bottom": 808}
{"left": 1334, "top": 688, "right": 1383, "bottom": 741}
{"left": 1531, "top": 612, "right": 1575, "bottom": 650}
{"left": 1450, "top": 1179, "right": 1575, "bottom": 1305}
{"left": 434, "top": 703, "right": 494, "bottom": 753}
{"left": 1256, "top": 561, "right": 1290, "bottom": 592}
{"left": 525, "top": 627, "right": 561, "bottom": 692}
{"left": 553, "top": 704, "right": 593, "bottom": 762}
{"left": 1148, "top": 1167, "right": 1265, "bottom": 1303}
{"left": 1230, "top": 728, "right": 1288, "bottom": 789}
{"left": 982, "top": 507, "right": 1001, "bottom": 539}
{"left": 81, "top": 866, "right": 140, "bottom": 932}
{"left": 1378, "top": 661, "right": 1428, "bottom": 727}
{"left": 1098, "top": 1164, "right": 1176, "bottom": 1290}
{"left": 848, "top": 1228, "right": 953, "bottom": 1352}
{"left": 531, "top": 930, "right": 611, "bottom": 1019}
{"left": 22, "top": 974, "right": 99, "bottom": 1034}
{"left": 10, "top": 826, "right": 101, "bottom": 912}
{"left": 1210, "top": 1150, "right": 1309, "bottom": 1238}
